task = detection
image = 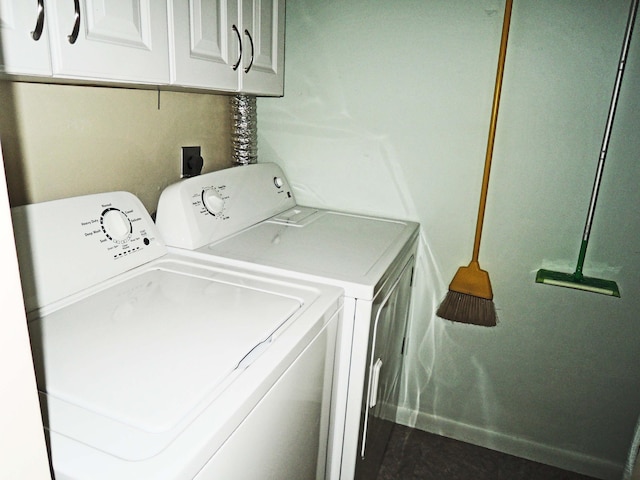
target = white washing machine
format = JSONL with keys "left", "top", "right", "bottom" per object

{"left": 11, "top": 191, "right": 342, "bottom": 480}
{"left": 155, "top": 163, "right": 419, "bottom": 480}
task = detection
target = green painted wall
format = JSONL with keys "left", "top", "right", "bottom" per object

{"left": 258, "top": 1, "right": 640, "bottom": 478}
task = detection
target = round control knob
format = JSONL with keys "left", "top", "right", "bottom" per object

{"left": 273, "top": 177, "right": 284, "bottom": 188}
{"left": 202, "top": 189, "right": 225, "bottom": 215}
{"left": 101, "top": 208, "right": 131, "bottom": 242}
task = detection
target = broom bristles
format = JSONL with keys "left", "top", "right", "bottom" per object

{"left": 436, "top": 290, "right": 497, "bottom": 327}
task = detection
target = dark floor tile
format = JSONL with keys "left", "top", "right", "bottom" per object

{"left": 376, "top": 424, "right": 599, "bottom": 480}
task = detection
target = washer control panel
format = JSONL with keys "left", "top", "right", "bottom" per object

{"left": 76, "top": 197, "right": 159, "bottom": 259}
{"left": 156, "top": 163, "right": 297, "bottom": 250}
{"left": 11, "top": 191, "right": 167, "bottom": 311}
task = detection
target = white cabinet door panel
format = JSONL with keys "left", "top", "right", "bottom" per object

{"left": 169, "top": 0, "right": 238, "bottom": 91}
{"left": 240, "top": 0, "right": 284, "bottom": 96}
{"left": 46, "top": 0, "right": 169, "bottom": 84}
{"left": 0, "top": 0, "right": 52, "bottom": 76}
{"left": 84, "top": 1, "right": 152, "bottom": 48}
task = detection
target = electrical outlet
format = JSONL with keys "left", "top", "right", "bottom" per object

{"left": 181, "top": 146, "right": 203, "bottom": 178}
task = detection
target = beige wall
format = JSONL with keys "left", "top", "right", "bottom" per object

{"left": 0, "top": 81, "right": 233, "bottom": 213}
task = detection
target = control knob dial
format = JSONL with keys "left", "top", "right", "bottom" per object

{"left": 101, "top": 208, "right": 132, "bottom": 242}
{"left": 202, "top": 188, "right": 225, "bottom": 216}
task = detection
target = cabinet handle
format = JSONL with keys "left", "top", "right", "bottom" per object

{"left": 232, "top": 25, "right": 242, "bottom": 71}
{"left": 68, "top": 0, "right": 80, "bottom": 44}
{"left": 32, "top": 0, "right": 45, "bottom": 41}
{"left": 243, "top": 29, "right": 254, "bottom": 73}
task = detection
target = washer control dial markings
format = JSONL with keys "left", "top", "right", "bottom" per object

{"left": 100, "top": 208, "right": 132, "bottom": 243}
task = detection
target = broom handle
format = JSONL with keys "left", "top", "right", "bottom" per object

{"left": 575, "top": 0, "right": 638, "bottom": 277}
{"left": 472, "top": 0, "right": 513, "bottom": 263}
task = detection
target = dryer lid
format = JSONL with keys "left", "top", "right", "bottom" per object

{"left": 204, "top": 209, "right": 415, "bottom": 298}
{"left": 29, "top": 266, "right": 302, "bottom": 460}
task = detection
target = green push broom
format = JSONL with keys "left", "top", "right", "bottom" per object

{"left": 536, "top": 0, "right": 638, "bottom": 297}
{"left": 436, "top": 0, "right": 513, "bottom": 326}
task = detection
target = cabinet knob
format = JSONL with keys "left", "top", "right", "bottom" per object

{"left": 68, "top": 0, "right": 81, "bottom": 44}
{"left": 232, "top": 25, "right": 242, "bottom": 71}
{"left": 31, "top": 0, "right": 45, "bottom": 41}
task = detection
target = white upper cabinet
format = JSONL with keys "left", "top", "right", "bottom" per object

{"left": 238, "top": 0, "right": 284, "bottom": 96}
{"left": 0, "top": 0, "right": 283, "bottom": 94}
{"left": 0, "top": 0, "right": 52, "bottom": 76}
{"left": 45, "top": 0, "right": 170, "bottom": 84}
{"left": 169, "top": 0, "right": 285, "bottom": 96}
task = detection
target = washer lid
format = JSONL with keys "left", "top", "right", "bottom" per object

{"left": 28, "top": 266, "right": 302, "bottom": 460}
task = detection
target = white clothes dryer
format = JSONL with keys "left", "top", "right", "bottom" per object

{"left": 11, "top": 191, "right": 342, "bottom": 480}
{"left": 155, "top": 163, "right": 419, "bottom": 480}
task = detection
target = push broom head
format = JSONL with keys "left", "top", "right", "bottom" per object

{"left": 535, "top": 269, "right": 620, "bottom": 297}
{"left": 437, "top": 261, "right": 497, "bottom": 327}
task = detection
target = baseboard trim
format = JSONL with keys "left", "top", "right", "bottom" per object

{"left": 395, "top": 407, "right": 622, "bottom": 480}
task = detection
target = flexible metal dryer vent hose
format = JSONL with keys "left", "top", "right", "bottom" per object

{"left": 231, "top": 94, "right": 258, "bottom": 165}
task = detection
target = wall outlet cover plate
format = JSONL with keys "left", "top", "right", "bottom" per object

{"left": 181, "top": 146, "right": 203, "bottom": 178}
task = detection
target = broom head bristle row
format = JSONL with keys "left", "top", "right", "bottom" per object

{"left": 437, "top": 290, "right": 497, "bottom": 326}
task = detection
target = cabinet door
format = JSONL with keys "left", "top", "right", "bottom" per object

{"left": 169, "top": 0, "right": 239, "bottom": 92}
{"left": 45, "top": 0, "right": 169, "bottom": 84}
{"left": 240, "top": 0, "right": 284, "bottom": 96}
{"left": 0, "top": 0, "right": 52, "bottom": 76}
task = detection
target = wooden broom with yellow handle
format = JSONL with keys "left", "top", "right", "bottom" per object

{"left": 436, "top": 0, "right": 513, "bottom": 326}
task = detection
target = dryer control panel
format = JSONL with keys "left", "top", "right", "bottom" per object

{"left": 11, "top": 191, "right": 167, "bottom": 312}
{"left": 156, "top": 163, "right": 297, "bottom": 250}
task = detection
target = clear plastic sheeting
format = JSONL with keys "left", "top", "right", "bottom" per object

{"left": 231, "top": 94, "right": 258, "bottom": 165}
